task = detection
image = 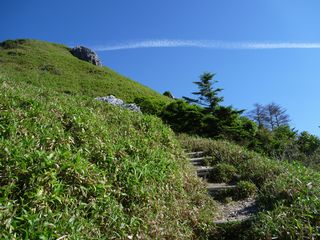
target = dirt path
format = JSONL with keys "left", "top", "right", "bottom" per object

{"left": 214, "top": 197, "right": 258, "bottom": 223}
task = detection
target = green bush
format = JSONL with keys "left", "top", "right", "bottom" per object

{"left": 234, "top": 181, "right": 257, "bottom": 199}
{"left": 0, "top": 39, "right": 27, "bottom": 49}
{"left": 177, "top": 133, "right": 214, "bottom": 153}
{"left": 134, "top": 97, "right": 167, "bottom": 115}
{"left": 211, "top": 163, "right": 238, "bottom": 183}
{"left": 161, "top": 100, "right": 206, "bottom": 134}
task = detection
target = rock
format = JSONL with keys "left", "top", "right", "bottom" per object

{"left": 124, "top": 103, "right": 141, "bottom": 112}
{"left": 163, "top": 91, "right": 175, "bottom": 99}
{"left": 95, "top": 95, "right": 141, "bottom": 113}
{"left": 96, "top": 95, "right": 124, "bottom": 106}
{"left": 70, "top": 46, "right": 102, "bottom": 66}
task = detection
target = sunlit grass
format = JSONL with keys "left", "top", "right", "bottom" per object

{"left": 0, "top": 39, "right": 171, "bottom": 103}
{"left": 0, "top": 77, "right": 215, "bottom": 239}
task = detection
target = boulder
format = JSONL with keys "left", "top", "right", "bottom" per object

{"left": 70, "top": 46, "right": 102, "bottom": 66}
{"left": 95, "top": 95, "right": 141, "bottom": 113}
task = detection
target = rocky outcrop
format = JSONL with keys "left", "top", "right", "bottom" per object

{"left": 95, "top": 95, "right": 141, "bottom": 112}
{"left": 70, "top": 46, "right": 102, "bottom": 66}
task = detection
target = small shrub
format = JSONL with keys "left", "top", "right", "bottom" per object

{"left": 0, "top": 39, "right": 27, "bottom": 49}
{"left": 39, "top": 64, "right": 62, "bottom": 75}
{"left": 211, "top": 163, "right": 238, "bottom": 183}
{"left": 177, "top": 133, "right": 213, "bottom": 153}
{"left": 134, "top": 97, "right": 166, "bottom": 115}
{"left": 234, "top": 181, "right": 257, "bottom": 199}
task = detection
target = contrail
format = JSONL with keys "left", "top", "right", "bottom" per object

{"left": 93, "top": 39, "right": 320, "bottom": 51}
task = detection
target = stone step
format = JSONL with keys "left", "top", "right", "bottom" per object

{"left": 207, "top": 183, "right": 237, "bottom": 200}
{"left": 207, "top": 183, "right": 236, "bottom": 191}
{"left": 187, "top": 151, "right": 204, "bottom": 157}
{"left": 189, "top": 157, "right": 208, "bottom": 166}
{"left": 196, "top": 166, "right": 214, "bottom": 178}
{"left": 213, "top": 218, "right": 250, "bottom": 224}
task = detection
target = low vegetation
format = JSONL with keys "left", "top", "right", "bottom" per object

{"left": 234, "top": 181, "right": 257, "bottom": 200}
{"left": 179, "top": 134, "right": 320, "bottom": 239}
{"left": 211, "top": 163, "right": 238, "bottom": 183}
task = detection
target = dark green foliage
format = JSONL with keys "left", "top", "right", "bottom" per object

{"left": 134, "top": 97, "right": 166, "bottom": 115}
{"left": 250, "top": 125, "right": 298, "bottom": 160}
{"left": 174, "top": 71, "right": 256, "bottom": 143}
{"left": 212, "top": 107, "right": 251, "bottom": 141}
{"left": 161, "top": 100, "right": 205, "bottom": 134}
{"left": 158, "top": 99, "right": 257, "bottom": 143}
{"left": 297, "top": 131, "right": 320, "bottom": 157}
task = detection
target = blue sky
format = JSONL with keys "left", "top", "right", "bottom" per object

{"left": 2, "top": 0, "right": 320, "bottom": 135}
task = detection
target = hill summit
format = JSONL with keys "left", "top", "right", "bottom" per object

{"left": 0, "top": 39, "right": 170, "bottom": 103}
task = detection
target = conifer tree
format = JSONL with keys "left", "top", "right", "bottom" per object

{"left": 183, "top": 72, "right": 223, "bottom": 112}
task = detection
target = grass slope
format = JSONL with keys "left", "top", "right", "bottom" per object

{"left": 0, "top": 39, "right": 215, "bottom": 238}
{"left": 0, "top": 77, "right": 215, "bottom": 239}
{"left": 0, "top": 39, "right": 170, "bottom": 103}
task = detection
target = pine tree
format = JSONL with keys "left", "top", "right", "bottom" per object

{"left": 183, "top": 72, "right": 223, "bottom": 112}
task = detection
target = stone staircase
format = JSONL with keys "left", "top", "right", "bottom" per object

{"left": 188, "top": 151, "right": 258, "bottom": 224}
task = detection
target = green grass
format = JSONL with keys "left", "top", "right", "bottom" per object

{"left": 0, "top": 39, "right": 171, "bottom": 103}
{"left": 0, "top": 74, "right": 216, "bottom": 238}
{"left": 2, "top": 38, "right": 319, "bottom": 239}
{"left": 0, "top": 40, "right": 214, "bottom": 239}
{"left": 0, "top": 39, "right": 217, "bottom": 239}
{"left": 178, "top": 134, "right": 320, "bottom": 239}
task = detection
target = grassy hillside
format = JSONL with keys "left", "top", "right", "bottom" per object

{"left": 0, "top": 77, "right": 215, "bottom": 239}
{"left": 0, "top": 40, "right": 216, "bottom": 239}
{"left": 2, "top": 38, "right": 319, "bottom": 239}
{"left": 0, "top": 39, "right": 170, "bottom": 103}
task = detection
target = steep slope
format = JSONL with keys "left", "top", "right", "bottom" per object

{"left": 0, "top": 40, "right": 215, "bottom": 239}
{"left": 0, "top": 39, "right": 170, "bottom": 103}
{"left": 0, "top": 76, "right": 215, "bottom": 239}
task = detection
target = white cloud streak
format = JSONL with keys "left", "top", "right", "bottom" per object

{"left": 93, "top": 39, "right": 320, "bottom": 51}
